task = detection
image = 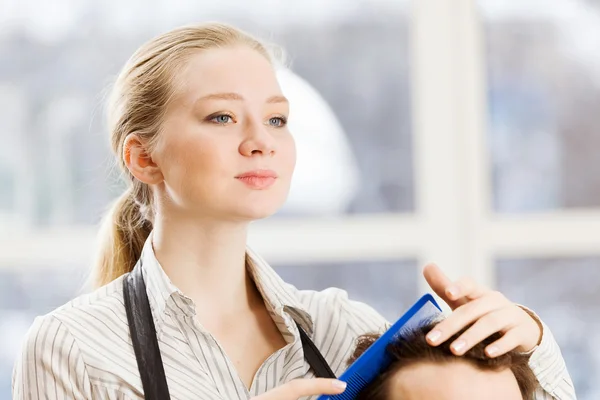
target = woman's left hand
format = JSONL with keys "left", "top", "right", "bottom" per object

{"left": 423, "top": 263, "right": 543, "bottom": 357}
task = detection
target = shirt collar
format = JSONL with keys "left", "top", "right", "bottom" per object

{"left": 139, "top": 233, "right": 314, "bottom": 336}
{"left": 245, "top": 246, "right": 314, "bottom": 335}
{"left": 140, "top": 233, "right": 195, "bottom": 337}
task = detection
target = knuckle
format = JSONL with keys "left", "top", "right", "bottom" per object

{"left": 502, "top": 328, "right": 518, "bottom": 340}
{"left": 453, "top": 304, "right": 473, "bottom": 322}
{"left": 432, "top": 321, "right": 448, "bottom": 335}
{"left": 439, "top": 316, "right": 464, "bottom": 336}
{"left": 484, "top": 311, "right": 503, "bottom": 328}
{"left": 489, "top": 290, "right": 503, "bottom": 299}
{"left": 490, "top": 290, "right": 508, "bottom": 303}
{"left": 495, "top": 330, "right": 518, "bottom": 349}
{"left": 452, "top": 309, "right": 475, "bottom": 329}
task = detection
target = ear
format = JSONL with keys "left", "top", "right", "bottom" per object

{"left": 123, "top": 134, "right": 164, "bottom": 185}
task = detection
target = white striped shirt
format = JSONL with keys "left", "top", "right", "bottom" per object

{"left": 12, "top": 236, "right": 575, "bottom": 399}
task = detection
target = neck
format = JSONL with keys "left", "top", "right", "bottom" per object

{"left": 151, "top": 214, "right": 256, "bottom": 317}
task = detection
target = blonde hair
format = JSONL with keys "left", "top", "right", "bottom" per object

{"left": 93, "top": 22, "right": 274, "bottom": 288}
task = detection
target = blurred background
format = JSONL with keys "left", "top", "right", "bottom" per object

{"left": 0, "top": 0, "right": 599, "bottom": 397}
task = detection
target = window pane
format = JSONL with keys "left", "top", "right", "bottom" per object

{"left": 273, "top": 17, "right": 413, "bottom": 216}
{"left": 0, "top": 1, "right": 413, "bottom": 230}
{"left": 481, "top": 1, "right": 600, "bottom": 212}
{"left": 275, "top": 259, "right": 418, "bottom": 322}
{"left": 496, "top": 257, "right": 600, "bottom": 398}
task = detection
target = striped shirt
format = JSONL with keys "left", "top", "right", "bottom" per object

{"left": 12, "top": 236, "right": 575, "bottom": 399}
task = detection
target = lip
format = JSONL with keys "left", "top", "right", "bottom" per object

{"left": 235, "top": 169, "right": 278, "bottom": 189}
{"left": 235, "top": 169, "right": 278, "bottom": 179}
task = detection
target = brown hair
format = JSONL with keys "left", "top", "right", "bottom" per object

{"left": 347, "top": 322, "right": 537, "bottom": 399}
{"left": 93, "top": 23, "right": 274, "bottom": 288}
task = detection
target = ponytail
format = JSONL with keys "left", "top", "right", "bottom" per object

{"left": 92, "top": 189, "right": 152, "bottom": 288}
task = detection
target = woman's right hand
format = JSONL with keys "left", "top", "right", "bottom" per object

{"left": 250, "top": 378, "right": 347, "bottom": 400}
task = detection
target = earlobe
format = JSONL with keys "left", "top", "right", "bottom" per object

{"left": 123, "top": 134, "right": 163, "bottom": 184}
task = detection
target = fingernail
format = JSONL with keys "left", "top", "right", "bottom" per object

{"left": 427, "top": 330, "right": 442, "bottom": 343}
{"left": 446, "top": 286, "right": 459, "bottom": 298}
{"left": 487, "top": 346, "right": 499, "bottom": 357}
{"left": 332, "top": 380, "right": 347, "bottom": 390}
{"left": 452, "top": 339, "right": 466, "bottom": 354}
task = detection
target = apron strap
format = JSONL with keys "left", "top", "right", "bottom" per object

{"left": 123, "top": 262, "right": 171, "bottom": 400}
{"left": 123, "top": 262, "right": 337, "bottom": 399}
{"left": 297, "top": 324, "right": 337, "bottom": 378}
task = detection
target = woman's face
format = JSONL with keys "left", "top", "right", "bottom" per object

{"left": 152, "top": 46, "right": 296, "bottom": 222}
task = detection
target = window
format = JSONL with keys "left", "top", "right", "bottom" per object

{"left": 1, "top": 0, "right": 598, "bottom": 397}
{"left": 481, "top": 2, "right": 600, "bottom": 396}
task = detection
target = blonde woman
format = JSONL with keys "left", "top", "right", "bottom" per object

{"left": 12, "top": 23, "right": 575, "bottom": 400}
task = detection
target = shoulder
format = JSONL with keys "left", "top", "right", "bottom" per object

{"left": 293, "top": 286, "right": 389, "bottom": 335}
{"left": 53, "top": 275, "right": 129, "bottom": 351}
{"left": 13, "top": 277, "right": 127, "bottom": 398}
{"left": 52, "top": 274, "right": 127, "bottom": 331}
{"left": 20, "top": 275, "right": 130, "bottom": 366}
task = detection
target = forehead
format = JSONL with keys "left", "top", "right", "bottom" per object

{"left": 388, "top": 361, "right": 523, "bottom": 400}
{"left": 173, "top": 46, "right": 282, "bottom": 106}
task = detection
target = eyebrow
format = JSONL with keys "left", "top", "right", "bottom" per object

{"left": 195, "top": 92, "right": 288, "bottom": 104}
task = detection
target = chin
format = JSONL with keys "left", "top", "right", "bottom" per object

{"left": 206, "top": 190, "right": 289, "bottom": 222}
{"left": 236, "top": 204, "right": 281, "bottom": 221}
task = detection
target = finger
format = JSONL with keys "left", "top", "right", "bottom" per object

{"left": 426, "top": 291, "right": 509, "bottom": 346}
{"left": 423, "top": 264, "right": 461, "bottom": 307}
{"left": 446, "top": 277, "right": 493, "bottom": 302}
{"left": 446, "top": 305, "right": 519, "bottom": 356}
{"left": 252, "top": 378, "right": 347, "bottom": 399}
{"left": 484, "top": 328, "right": 526, "bottom": 358}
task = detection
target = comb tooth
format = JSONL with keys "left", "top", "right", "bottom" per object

{"left": 331, "top": 374, "right": 369, "bottom": 400}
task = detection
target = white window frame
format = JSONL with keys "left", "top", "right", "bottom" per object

{"left": 1, "top": 0, "right": 600, "bottom": 310}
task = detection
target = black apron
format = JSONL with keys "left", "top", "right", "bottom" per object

{"left": 123, "top": 262, "right": 336, "bottom": 399}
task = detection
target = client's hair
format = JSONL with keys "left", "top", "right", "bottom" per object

{"left": 347, "top": 322, "right": 537, "bottom": 400}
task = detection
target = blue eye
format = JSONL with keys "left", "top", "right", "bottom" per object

{"left": 268, "top": 116, "right": 287, "bottom": 127}
{"left": 211, "top": 114, "right": 233, "bottom": 124}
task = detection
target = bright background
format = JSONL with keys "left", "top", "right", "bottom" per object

{"left": 1, "top": 0, "right": 599, "bottom": 397}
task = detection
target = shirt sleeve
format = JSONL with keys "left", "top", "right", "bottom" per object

{"left": 12, "top": 315, "right": 92, "bottom": 400}
{"left": 519, "top": 307, "right": 577, "bottom": 400}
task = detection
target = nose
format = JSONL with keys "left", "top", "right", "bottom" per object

{"left": 238, "top": 118, "right": 276, "bottom": 157}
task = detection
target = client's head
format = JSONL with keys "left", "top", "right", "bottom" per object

{"left": 347, "top": 321, "right": 537, "bottom": 400}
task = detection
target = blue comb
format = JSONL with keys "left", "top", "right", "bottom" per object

{"left": 317, "top": 294, "right": 442, "bottom": 400}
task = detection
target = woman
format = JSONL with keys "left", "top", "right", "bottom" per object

{"left": 12, "top": 23, "right": 575, "bottom": 400}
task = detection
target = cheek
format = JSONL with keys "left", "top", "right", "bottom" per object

{"left": 280, "top": 134, "right": 297, "bottom": 173}
{"left": 158, "top": 133, "right": 224, "bottom": 187}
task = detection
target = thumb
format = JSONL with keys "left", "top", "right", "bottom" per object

{"left": 423, "top": 264, "right": 451, "bottom": 298}
{"left": 423, "top": 263, "right": 464, "bottom": 308}
{"left": 251, "top": 378, "right": 347, "bottom": 400}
